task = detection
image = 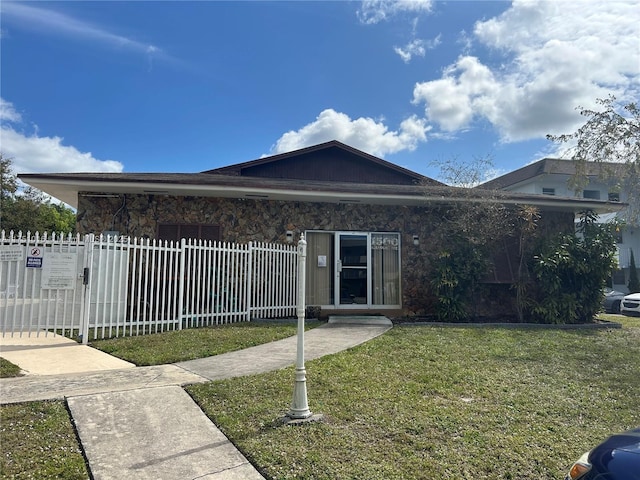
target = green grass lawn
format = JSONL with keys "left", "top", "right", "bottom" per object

{"left": 89, "top": 321, "right": 319, "bottom": 365}
{"left": 0, "top": 357, "right": 22, "bottom": 378}
{"left": 2, "top": 316, "right": 638, "bottom": 479}
{"left": 0, "top": 401, "right": 88, "bottom": 479}
{"left": 187, "top": 315, "right": 640, "bottom": 479}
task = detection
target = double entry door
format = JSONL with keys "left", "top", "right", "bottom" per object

{"left": 305, "top": 231, "right": 401, "bottom": 309}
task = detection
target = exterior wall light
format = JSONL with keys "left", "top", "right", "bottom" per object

{"left": 413, "top": 235, "right": 419, "bottom": 246}
{"left": 286, "top": 230, "right": 294, "bottom": 243}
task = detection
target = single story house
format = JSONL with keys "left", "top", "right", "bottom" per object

{"left": 19, "top": 141, "right": 620, "bottom": 317}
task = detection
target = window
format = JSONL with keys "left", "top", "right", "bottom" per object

{"left": 583, "top": 190, "right": 601, "bottom": 200}
{"left": 157, "top": 224, "right": 221, "bottom": 242}
{"left": 542, "top": 187, "right": 555, "bottom": 195}
{"left": 608, "top": 192, "right": 620, "bottom": 202}
{"left": 306, "top": 232, "right": 334, "bottom": 305}
{"left": 371, "top": 233, "right": 400, "bottom": 306}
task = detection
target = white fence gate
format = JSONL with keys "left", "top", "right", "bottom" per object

{"left": 1, "top": 231, "right": 298, "bottom": 343}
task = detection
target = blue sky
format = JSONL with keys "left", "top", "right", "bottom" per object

{"left": 1, "top": 0, "right": 639, "bottom": 184}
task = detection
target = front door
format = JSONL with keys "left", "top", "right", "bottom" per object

{"left": 305, "top": 231, "right": 401, "bottom": 310}
{"left": 337, "top": 233, "right": 368, "bottom": 305}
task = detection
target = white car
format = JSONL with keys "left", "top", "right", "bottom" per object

{"left": 620, "top": 292, "right": 640, "bottom": 316}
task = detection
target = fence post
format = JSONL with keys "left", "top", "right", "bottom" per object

{"left": 287, "top": 233, "right": 312, "bottom": 419}
{"left": 246, "top": 242, "right": 253, "bottom": 322}
{"left": 79, "top": 234, "right": 94, "bottom": 345}
{"left": 177, "top": 238, "right": 186, "bottom": 330}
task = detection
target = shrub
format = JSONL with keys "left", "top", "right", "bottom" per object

{"left": 431, "top": 238, "right": 489, "bottom": 322}
{"left": 529, "top": 211, "right": 617, "bottom": 323}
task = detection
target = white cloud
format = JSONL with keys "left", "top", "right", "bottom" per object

{"left": 0, "top": 98, "right": 123, "bottom": 174}
{"left": 413, "top": 56, "right": 499, "bottom": 131}
{"left": 426, "top": 34, "right": 441, "bottom": 50}
{"left": 395, "top": 40, "right": 425, "bottom": 63}
{"left": 412, "top": 0, "right": 640, "bottom": 142}
{"left": 270, "top": 109, "right": 430, "bottom": 157}
{"left": 1, "top": 128, "right": 123, "bottom": 174}
{"left": 394, "top": 35, "right": 441, "bottom": 63}
{"left": 1, "top": 2, "right": 175, "bottom": 66}
{"left": 358, "top": 0, "right": 433, "bottom": 25}
{"left": 0, "top": 98, "right": 22, "bottom": 123}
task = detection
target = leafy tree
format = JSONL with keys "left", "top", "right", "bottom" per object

{"left": 514, "top": 205, "right": 541, "bottom": 322}
{"left": 547, "top": 96, "right": 640, "bottom": 225}
{"left": 0, "top": 155, "right": 76, "bottom": 234}
{"left": 529, "top": 211, "right": 617, "bottom": 323}
{"left": 428, "top": 155, "right": 513, "bottom": 321}
{"left": 1, "top": 154, "right": 18, "bottom": 228}
{"left": 628, "top": 249, "right": 640, "bottom": 293}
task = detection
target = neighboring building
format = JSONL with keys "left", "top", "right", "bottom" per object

{"left": 19, "top": 141, "right": 619, "bottom": 316}
{"left": 482, "top": 158, "right": 638, "bottom": 293}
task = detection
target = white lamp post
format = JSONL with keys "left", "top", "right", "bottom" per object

{"left": 287, "top": 233, "right": 312, "bottom": 419}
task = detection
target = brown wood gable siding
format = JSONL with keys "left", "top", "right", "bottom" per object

{"left": 238, "top": 149, "right": 419, "bottom": 185}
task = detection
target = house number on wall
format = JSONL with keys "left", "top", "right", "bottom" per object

{"left": 371, "top": 235, "right": 399, "bottom": 250}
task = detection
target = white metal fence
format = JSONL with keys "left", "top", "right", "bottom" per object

{"left": 1, "top": 231, "right": 298, "bottom": 343}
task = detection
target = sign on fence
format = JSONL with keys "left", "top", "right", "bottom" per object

{"left": 41, "top": 253, "right": 78, "bottom": 289}
{"left": 0, "top": 246, "right": 23, "bottom": 262}
{"left": 26, "top": 247, "right": 44, "bottom": 268}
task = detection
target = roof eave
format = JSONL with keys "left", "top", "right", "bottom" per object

{"left": 20, "top": 176, "right": 623, "bottom": 214}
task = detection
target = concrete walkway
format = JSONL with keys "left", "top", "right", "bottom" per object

{"left": 0, "top": 319, "right": 392, "bottom": 479}
{"left": 0, "top": 333, "right": 136, "bottom": 375}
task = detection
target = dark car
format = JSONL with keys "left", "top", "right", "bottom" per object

{"left": 566, "top": 428, "right": 640, "bottom": 480}
{"left": 603, "top": 290, "right": 626, "bottom": 314}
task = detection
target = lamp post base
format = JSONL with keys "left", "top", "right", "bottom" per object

{"left": 280, "top": 413, "right": 325, "bottom": 425}
{"left": 287, "top": 367, "right": 312, "bottom": 419}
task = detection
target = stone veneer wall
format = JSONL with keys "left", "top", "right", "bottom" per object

{"left": 77, "top": 194, "right": 574, "bottom": 317}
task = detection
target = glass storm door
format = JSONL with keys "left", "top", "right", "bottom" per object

{"left": 336, "top": 233, "right": 368, "bottom": 305}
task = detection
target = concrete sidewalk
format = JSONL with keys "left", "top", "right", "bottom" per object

{"left": 68, "top": 386, "right": 264, "bottom": 480}
{"left": 1, "top": 319, "right": 392, "bottom": 480}
{"left": 0, "top": 332, "right": 135, "bottom": 375}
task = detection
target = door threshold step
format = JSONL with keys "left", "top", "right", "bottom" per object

{"left": 328, "top": 315, "right": 392, "bottom": 326}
